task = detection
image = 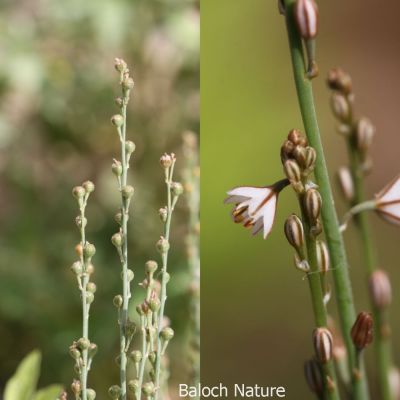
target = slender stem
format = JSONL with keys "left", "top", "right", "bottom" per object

{"left": 346, "top": 140, "right": 392, "bottom": 400}
{"left": 282, "top": 2, "right": 369, "bottom": 398}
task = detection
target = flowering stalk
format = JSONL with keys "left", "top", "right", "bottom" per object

{"left": 153, "top": 153, "right": 182, "bottom": 399}
{"left": 282, "top": 131, "right": 339, "bottom": 399}
{"left": 281, "top": 1, "right": 369, "bottom": 398}
{"left": 110, "top": 58, "right": 136, "bottom": 400}
{"left": 70, "top": 182, "right": 97, "bottom": 400}
{"left": 182, "top": 131, "right": 200, "bottom": 390}
{"left": 327, "top": 69, "right": 393, "bottom": 400}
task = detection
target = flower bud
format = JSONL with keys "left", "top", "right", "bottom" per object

{"left": 71, "top": 261, "right": 83, "bottom": 275}
{"left": 160, "top": 153, "right": 173, "bottom": 168}
{"left": 77, "top": 337, "right": 90, "bottom": 350}
{"left": 69, "top": 346, "right": 81, "bottom": 360}
{"left": 171, "top": 182, "right": 184, "bottom": 197}
{"left": 112, "top": 160, "right": 123, "bottom": 177}
{"left": 284, "top": 159, "right": 302, "bottom": 186}
{"left": 75, "top": 216, "right": 87, "bottom": 229}
{"left": 369, "top": 270, "right": 392, "bottom": 309}
{"left": 295, "top": 0, "right": 318, "bottom": 40}
{"left": 284, "top": 214, "right": 304, "bottom": 252}
{"left": 122, "top": 77, "right": 134, "bottom": 91}
{"left": 159, "top": 207, "right": 168, "bottom": 222}
{"left": 293, "top": 145, "right": 307, "bottom": 166}
{"left": 304, "top": 359, "right": 323, "bottom": 397}
{"left": 313, "top": 327, "right": 333, "bottom": 364}
{"left": 114, "top": 58, "right": 127, "bottom": 72}
{"left": 86, "top": 292, "right": 94, "bottom": 304}
{"left": 72, "top": 186, "right": 85, "bottom": 200}
{"left": 113, "top": 295, "right": 123, "bottom": 309}
{"left": 71, "top": 380, "right": 81, "bottom": 395}
{"left": 280, "top": 139, "right": 295, "bottom": 162}
{"left": 331, "top": 92, "right": 351, "bottom": 122}
{"left": 108, "top": 385, "right": 122, "bottom": 399}
{"left": 130, "top": 350, "right": 142, "bottom": 363}
{"left": 83, "top": 180, "right": 95, "bottom": 194}
{"left": 304, "top": 188, "right": 322, "bottom": 222}
{"left": 87, "top": 389, "right": 96, "bottom": 400}
{"left": 149, "top": 297, "right": 161, "bottom": 312}
{"left": 327, "top": 68, "right": 352, "bottom": 95}
{"left": 142, "top": 382, "right": 155, "bottom": 396}
{"left": 145, "top": 260, "right": 158, "bottom": 275}
{"left": 351, "top": 312, "right": 373, "bottom": 350}
{"left": 114, "top": 211, "right": 122, "bottom": 225}
{"left": 86, "top": 282, "right": 97, "bottom": 293}
{"left": 156, "top": 237, "right": 170, "bottom": 254}
{"left": 83, "top": 243, "right": 96, "bottom": 259}
{"left": 337, "top": 167, "right": 354, "bottom": 202}
{"left": 115, "top": 97, "right": 123, "bottom": 108}
{"left": 111, "top": 232, "right": 123, "bottom": 248}
{"left": 127, "top": 269, "right": 134, "bottom": 282}
{"left": 111, "top": 114, "right": 124, "bottom": 127}
{"left": 128, "top": 379, "right": 140, "bottom": 393}
{"left": 161, "top": 327, "right": 174, "bottom": 341}
{"left": 88, "top": 343, "right": 98, "bottom": 358}
{"left": 148, "top": 351, "right": 157, "bottom": 364}
{"left": 125, "top": 141, "right": 136, "bottom": 154}
{"left": 316, "top": 240, "right": 330, "bottom": 274}
{"left": 87, "top": 263, "right": 95, "bottom": 275}
{"left": 287, "top": 129, "right": 306, "bottom": 146}
{"left": 356, "top": 117, "right": 374, "bottom": 153}
{"left": 303, "top": 146, "right": 317, "bottom": 172}
{"left": 125, "top": 320, "right": 136, "bottom": 338}
{"left": 121, "top": 185, "right": 134, "bottom": 199}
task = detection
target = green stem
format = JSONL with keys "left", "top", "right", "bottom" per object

{"left": 283, "top": 2, "right": 369, "bottom": 398}
{"left": 347, "top": 141, "right": 392, "bottom": 400}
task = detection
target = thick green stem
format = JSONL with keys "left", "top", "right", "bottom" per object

{"left": 347, "top": 141, "right": 392, "bottom": 400}
{"left": 283, "top": 2, "right": 369, "bottom": 398}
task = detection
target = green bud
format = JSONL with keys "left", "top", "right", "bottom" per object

{"left": 69, "top": 346, "right": 81, "bottom": 360}
{"left": 113, "top": 295, "right": 123, "bottom": 308}
{"left": 87, "top": 263, "right": 95, "bottom": 275}
{"left": 112, "top": 160, "right": 123, "bottom": 177}
{"left": 77, "top": 337, "right": 90, "bottom": 350}
{"left": 156, "top": 237, "right": 170, "bottom": 254}
{"left": 164, "top": 272, "right": 171, "bottom": 283}
{"left": 128, "top": 379, "right": 140, "bottom": 393}
{"left": 75, "top": 216, "right": 87, "bottom": 229}
{"left": 108, "top": 385, "right": 122, "bottom": 399}
{"left": 125, "top": 320, "right": 136, "bottom": 338}
{"left": 111, "top": 232, "right": 123, "bottom": 248}
{"left": 122, "top": 77, "right": 134, "bottom": 91}
{"left": 127, "top": 269, "right": 134, "bottom": 281}
{"left": 148, "top": 351, "right": 156, "bottom": 364}
{"left": 88, "top": 343, "right": 98, "bottom": 358}
{"left": 114, "top": 58, "right": 127, "bottom": 72}
{"left": 149, "top": 297, "right": 161, "bottom": 312}
{"left": 125, "top": 141, "right": 136, "bottom": 154}
{"left": 86, "top": 282, "right": 97, "bottom": 293}
{"left": 111, "top": 114, "right": 124, "bottom": 127}
{"left": 71, "top": 261, "right": 83, "bottom": 275}
{"left": 86, "top": 292, "right": 95, "bottom": 304}
{"left": 72, "top": 186, "right": 85, "bottom": 200}
{"left": 121, "top": 185, "right": 134, "bottom": 199}
{"left": 142, "top": 382, "right": 155, "bottom": 396}
{"left": 159, "top": 207, "right": 168, "bottom": 222}
{"left": 129, "top": 350, "right": 142, "bottom": 363}
{"left": 160, "top": 327, "right": 174, "bottom": 341}
{"left": 160, "top": 153, "right": 173, "bottom": 168}
{"left": 136, "top": 304, "right": 145, "bottom": 316}
{"left": 83, "top": 243, "right": 96, "bottom": 259}
{"left": 87, "top": 389, "right": 96, "bottom": 400}
{"left": 114, "top": 211, "right": 122, "bottom": 225}
{"left": 83, "top": 180, "right": 95, "bottom": 194}
{"left": 145, "top": 260, "right": 158, "bottom": 275}
{"left": 171, "top": 182, "right": 184, "bottom": 197}
{"left": 115, "top": 97, "right": 123, "bottom": 108}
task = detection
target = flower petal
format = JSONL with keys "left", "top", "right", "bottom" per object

{"left": 262, "top": 196, "right": 278, "bottom": 239}
{"left": 227, "top": 186, "right": 270, "bottom": 199}
{"left": 377, "top": 203, "right": 400, "bottom": 225}
{"left": 376, "top": 174, "right": 400, "bottom": 204}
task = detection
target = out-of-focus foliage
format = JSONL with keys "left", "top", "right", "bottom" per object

{"left": 4, "top": 350, "right": 62, "bottom": 400}
{"left": 0, "top": 0, "right": 199, "bottom": 397}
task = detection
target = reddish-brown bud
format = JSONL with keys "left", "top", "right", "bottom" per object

{"left": 369, "top": 270, "right": 392, "bottom": 309}
{"left": 313, "top": 327, "right": 333, "bottom": 364}
{"left": 304, "top": 359, "right": 323, "bottom": 396}
{"left": 287, "top": 129, "right": 306, "bottom": 146}
{"left": 294, "top": 0, "right": 318, "bottom": 39}
{"left": 304, "top": 188, "right": 322, "bottom": 222}
{"left": 351, "top": 312, "right": 373, "bottom": 350}
{"left": 327, "top": 68, "right": 352, "bottom": 95}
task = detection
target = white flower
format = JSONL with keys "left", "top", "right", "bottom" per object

{"left": 375, "top": 174, "right": 400, "bottom": 225}
{"left": 224, "top": 179, "right": 289, "bottom": 239}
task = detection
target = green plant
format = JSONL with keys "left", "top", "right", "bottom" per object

{"left": 70, "top": 181, "right": 98, "bottom": 400}
{"left": 4, "top": 350, "right": 63, "bottom": 400}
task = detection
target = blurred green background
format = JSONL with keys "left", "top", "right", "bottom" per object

{"left": 0, "top": 0, "right": 198, "bottom": 397}
{"left": 202, "top": 0, "right": 399, "bottom": 398}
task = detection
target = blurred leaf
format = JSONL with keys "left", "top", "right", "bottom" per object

{"left": 33, "top": 385, "right": 64, "bottom": 400}
{"left": 4, "top": 350, "right": 41, "bottom": 400}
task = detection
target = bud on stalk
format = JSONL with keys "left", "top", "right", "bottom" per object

{"left": 337, "top": 167, "right": 354, "bottom": 202}
{"left": 355, "top": 117, "right": 375, "bottom": 154}
{"left": 327, "top": 68, "right": 353, "bottom": 95}
{"left": 369, "top": 270, "right": 392, "bottom": 309}
{"left": 313, "top": 327, "right": 333, "bottom": 364}
{"left": 351, "top": 312, "right": 373, "bottom": 350}
{"left": 304, "top": 188, "right": 322, "bottom": 223}
{"left": 284, "top": 214, "right": 305, "bottom": 253}
{"left": 304, "top": 359, "right": 323, "bottom": 396}
{"left": 331, "top": 92, "right": 351, "bottom": 122}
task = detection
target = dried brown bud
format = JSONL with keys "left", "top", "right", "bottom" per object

{"left": 327, "top": 68, "right": 352, "bottom": 95}
{"left": 294, "top": 0, "right": 318, "bottom": 39}
{"left": 316, "top": 240, "right": 330, "bottom": 273}
{"left": 337, "top": 167, "right": 354, "bottom": 202}
{"left": 313, "top": 327, "right": 333, "bottom": 364}
{"left": 351, "top": 312, "right": 373, "bottom": 350}
{"left": 284, "top": 214, "right": 304, "bottom": 252}
{"left": 287, "top": 129, "right": 306, "bottom": 146}
{"left": 331, "top": 92, "right": 351, "bottom": 122}
{"left": 304, "top": 359, "right": 323, "bottom": 396}
{"left": 355, "top": 118, "right": 375, "bottom": 153}
{"left": 369, "top": 270, "right": 392, "bottom": 309}
{"left": 304, "top": 188, "right": 322, "bottom": 222}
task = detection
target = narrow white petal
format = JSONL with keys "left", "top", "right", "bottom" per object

{"left": 224, "top": 195, "right": 248, "bottom": 204}
{"left": 378, "top": 203, "right": 400, "bottom": 225}
{"left": 377, "top": 175, "right": 400, "bottom": 204}
{"left": 262, "top": 196, "right": 277, "bottom": 239}
{"left": 252, "top": 218, "right": 263, "bottom": 235}
{"left": 227, "top": 186, "right": 271, "bottom": 199}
